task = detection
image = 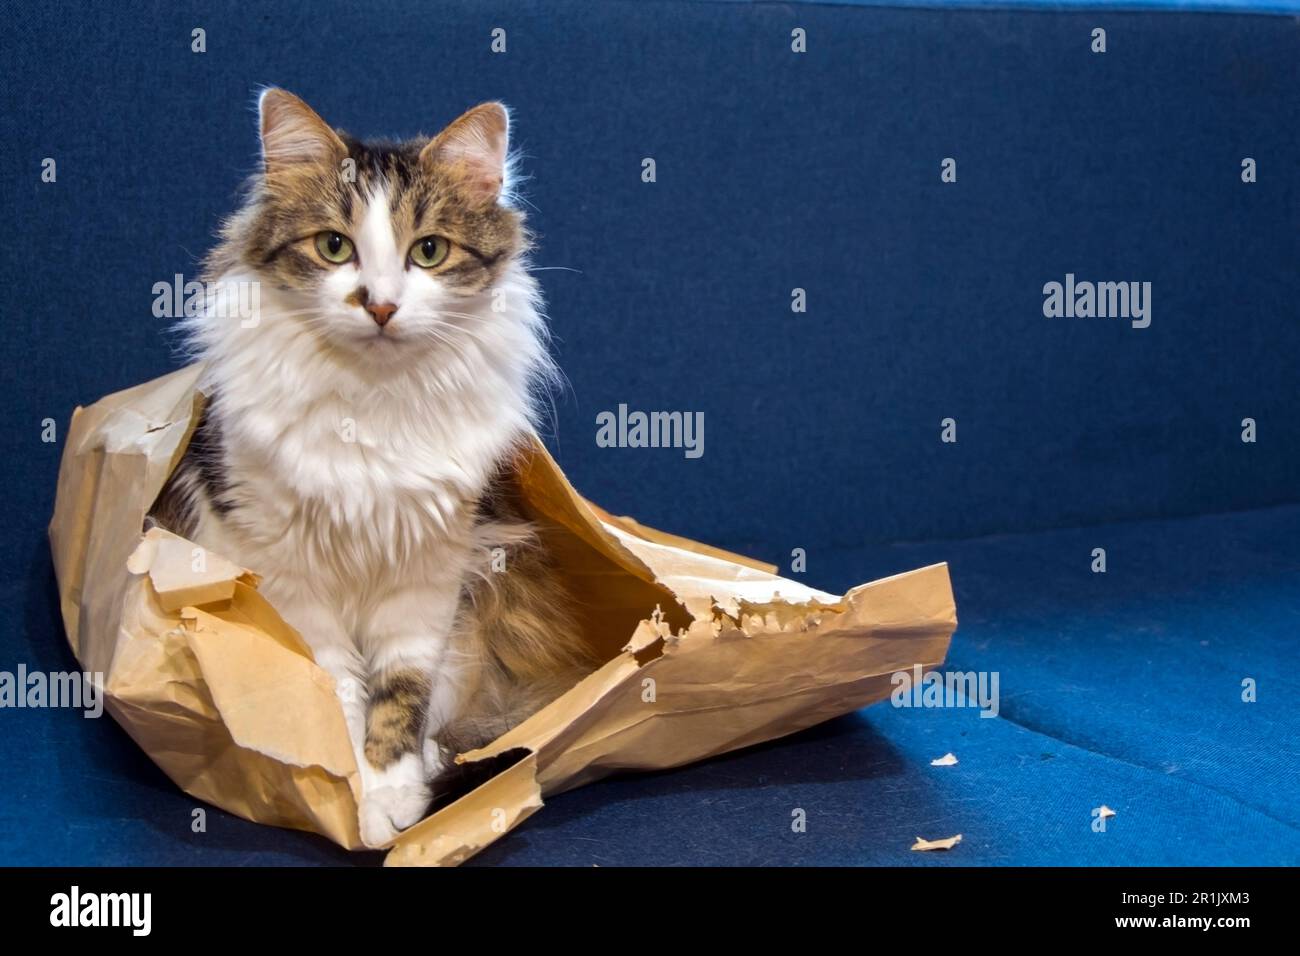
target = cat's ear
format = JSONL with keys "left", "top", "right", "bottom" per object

{"left": 419, "top": 103, "right": 509, "bottom": 207}
{"left": 257, "top": 88, "right": 346, "bottom": 172}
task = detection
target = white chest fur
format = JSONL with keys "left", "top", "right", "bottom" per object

{"left": 186, "top": 265, "right": 548, "bottom": 607}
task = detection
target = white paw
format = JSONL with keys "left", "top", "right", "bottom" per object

{"left": 358, "top": 753, "right": 431, "bottom": 848}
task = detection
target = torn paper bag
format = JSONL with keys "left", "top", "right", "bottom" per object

{"left": 49, "top": 365, "right": 958, "bottom": 865}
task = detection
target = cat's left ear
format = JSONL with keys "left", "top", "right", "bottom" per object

{"left": 419, "top": 103, "right": 509, "bottom": 207}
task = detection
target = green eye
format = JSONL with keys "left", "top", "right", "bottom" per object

{"left": 409, "top": 235, "right": 450, "bottom": 269}
{"left": 314, "top": 231, "right": 354, "bottom": 264}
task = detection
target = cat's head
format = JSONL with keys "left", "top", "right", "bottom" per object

{"left": 210, "top": 88, "right": 530, "bottom": 366}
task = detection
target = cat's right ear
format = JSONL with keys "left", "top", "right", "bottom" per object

{"left": 257, "top": 88, "right": 347, "bottom": 172}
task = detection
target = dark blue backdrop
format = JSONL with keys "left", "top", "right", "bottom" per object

{"left": 1, "top": 0, "right": 1297, "bottom": 866}
{"left": 5, "top": 0, "right": 1298, "bottom": 562}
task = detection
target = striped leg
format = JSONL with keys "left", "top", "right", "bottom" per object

{"left": 357, "top": 582, "right": 468, "bottom": 847}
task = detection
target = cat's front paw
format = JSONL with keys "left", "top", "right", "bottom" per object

{"left": 358, "top": 753, "right": 431, "bottom": 848}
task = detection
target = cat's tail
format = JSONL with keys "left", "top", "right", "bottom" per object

{"left": 428, "top": 664, "right": 585, "bottom": 803}
{"left": 436, "top": 664, "right": 582, "bottom": 756}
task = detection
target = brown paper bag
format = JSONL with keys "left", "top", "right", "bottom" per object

{"left": 49, "top": 365, "right": 958, "bottom": 866}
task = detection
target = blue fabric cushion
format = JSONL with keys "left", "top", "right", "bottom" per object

{"left": 4, "top": 504, "right": 1294, "bottom": 865}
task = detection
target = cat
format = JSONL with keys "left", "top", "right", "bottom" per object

{"left": 149, "top": 89, "right": 595, "bottom": 847}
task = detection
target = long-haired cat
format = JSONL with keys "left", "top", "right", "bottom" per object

{"left": 150, "top": 89, "right": 595, "bottom": 846}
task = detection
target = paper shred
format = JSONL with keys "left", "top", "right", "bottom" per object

{"left": 912, "top": 834, "right": 962, "bottom": 851}
{"left": 930, "top": 752, "right": 958, "bottom": 766}
{"left": 1096, "top": 805, "right": 1116, "bottom": 820}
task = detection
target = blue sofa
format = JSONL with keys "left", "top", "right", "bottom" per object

{"left": 2, "top": 0, "right": 1297, "bottom": 865}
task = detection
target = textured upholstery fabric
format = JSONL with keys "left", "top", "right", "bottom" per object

{"left": 5, "top": 504, "right": 1297, "bottom": 865}
{"left": 1, "top": 0, "right": 1295, "bottom": 865}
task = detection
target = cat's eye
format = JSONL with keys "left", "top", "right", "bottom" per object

{"left": 409, "top": 235, "right": 450, "bottom": 269}
{"left": 314, "top": 231, "right": 355, "bottom": 264}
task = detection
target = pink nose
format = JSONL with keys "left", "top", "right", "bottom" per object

{"left": 366, "top": 302, "right": 397, "bottom": 327}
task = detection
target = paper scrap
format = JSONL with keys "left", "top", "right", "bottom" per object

{"left": 912, "top": 834, "right": 962, "bottom": 851}
{"left": 930, "top": 752, "right": 958, "bottom": 766}
{"left": 128, "top": 527, "right": 253, "bottom": 612}
{"left": 1096, "top": 805, "right": 1116, "bottom": 820}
